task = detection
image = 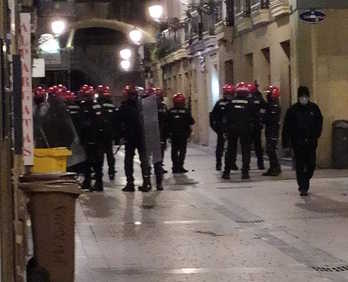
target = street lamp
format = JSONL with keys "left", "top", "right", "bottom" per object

{"left": 51, "top": 20, "right": 66, "bottom": 36}
{"left": 129, "top": 29, "right": 143, "bottom": 45}
{"left": 120, "top": 48, "right": 132, "bottom": 60}
{"left": 149, "top": 4, "right": 164, "bottom": 22}
{"left": 120, "top": 60, "right": 131, "bottom": 71}
{"left": 38, "top": 33, "right": 60, "bottom": 54}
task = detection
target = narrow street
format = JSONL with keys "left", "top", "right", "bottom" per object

{"left": 75, "top": 145, "right": 348, "bottom": 282}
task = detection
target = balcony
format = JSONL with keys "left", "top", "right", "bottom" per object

{"left": 235, "top": 11, "right": 253, "bottom": 33}
{"left": 270, "top": 0, "right": 290, "bottom": 18}
{"left": 251, "top": 2, "right": 271, "bottom": 26}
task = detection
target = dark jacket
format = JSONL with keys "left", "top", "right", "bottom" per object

{"left": 282, "top": 102, "right": 323, "bottom": 148}
{"left": 210, "top": 98, "right": 230, "bottom": 133}
{"left": 251, "top": 91, "right": 267, "bottom": 130}
{"left": 158, "top": 102, "right": 168, "bottom": 142}
{"left": 264, "top": 100, "right": 281, "bottom": 140}
{"left": 79, "top": 99, "right": 107, "bottom": 146}
{"left": 225, "top": 94, "right": 257, "bottom": 134}
{"left": 168, "top": 107, "right": 195, "bottom": 139}
{"left": 99, "top": 97, "right": 118, "bottom": 143}
{"left": 118, "top": 99, "right": 143, "bottom": 144}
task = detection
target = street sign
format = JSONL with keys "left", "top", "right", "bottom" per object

{"left": 300, "top": 9, "right": 326, "bottom": 24}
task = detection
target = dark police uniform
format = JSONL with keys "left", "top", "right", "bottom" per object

{"left": 158, "top": 102, "right": 169, "bottom": 164}
{"left": 66, "top": 101, "right": 82, "bottom": 137}
{"left": 119, "top": 99, "right": 151, "bottom": 191}
{"left": 251, "top": 91, "right": 267, "bottom": 169}
{"left": 167, "top": 107, "right": 195, "bottom": 173}
{"left": 80, "top": 99, "right": 106, "bottom": 191}
{"left": 263, "top": 100, "right": 281, "bottom": 175}
{"left": 224, "top": 94, "right": 257, "bottom": 179}
{"left": 99, "top": 97, "right": 117, "bottom": 180}
{"left": 210, "top": 98, "right": 232, "bottom": 170}
{"left": 282, "top": 102, "right": 323, "bottom": 193}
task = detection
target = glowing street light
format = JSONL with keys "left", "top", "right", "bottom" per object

{"left": 120, "top": 60, "right": 131, "bottom": 71}
{"left": 129, "top": 29, "right": 143, "bottom": 45}
{"left": 149, "top": 4, "right": 164, "bottom": 21}
{"left": 38, "top": 33, "right": 60, "bottom": 54}
{"left": 120, "top": 48, "right": 132, "bottom": 60}
{"left": 51, "top": 20, "right": 66, "bottom": 36}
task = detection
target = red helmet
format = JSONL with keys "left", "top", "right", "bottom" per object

{"left": 103, "top": 85, "right": 111, "bottom": 92}
{"left": 80, "top": 84, "right": 89, "bottom": 91}
{"left": 235, "top": 82, "right": 250, "bottom": 94}
{"left": 173, "top": 93, "right": 186, "bottom": 105}
{"left": 123, "top": 85, "right": 138, "bottom": 97}
{"left": 96, "top": 85, "right": 104, "bottom": 93}
{"left": 247, "top": 82, "right": 257, "bottom": 94}
{"left": 266, "top": 85, "right": 280, "bottom": 99}
{"left": 48, "top": 87, "right": 55, "bottom": 95}
{"left": 55, "top": 88, "right": 65, "bottom": 98}
{"left": 222, "top": 84, "right": 235, "bottom": 96}
{"left": 57, "top": 84, "right": 67, "bottom": 91}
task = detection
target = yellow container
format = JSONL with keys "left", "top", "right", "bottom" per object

{"left": 33, "top": 148, "right": 72, "bottom": 173}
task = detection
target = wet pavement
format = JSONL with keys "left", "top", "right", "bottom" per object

{"left": 75, "top": 145, "right": 348, "bottom": 282}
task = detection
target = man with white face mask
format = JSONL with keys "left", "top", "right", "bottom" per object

{"left": 282, "top": 86, "right": 323, "bottom": 196}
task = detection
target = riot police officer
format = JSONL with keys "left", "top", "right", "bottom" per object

{"left": 155, "top": 88, "right": 169, "bottom": 173}
{"left": 223, "top": 82, "right": 257, "bottom": 180}
{"left": 79, "top": 87, "right": 105, "bottom": 192}
{"left": 263, "top": 85, "right": 282, "bottom": 176}
{"left": 282, "top": 86, "right": 323, "bottom": 196}
{"left": 98, "top": 86, "right": 117, "bottom": 180}
{"left": 167, "top": 93, "right": 195, "bottom": 173}
{"left": 210, "top": 83, "right": 238, "bottom": 171}
{"left": 248, "top": 82, "right": 267, "bottom": 170}
{"left": 119, "top": 85, "right": 152, "bottom": 192}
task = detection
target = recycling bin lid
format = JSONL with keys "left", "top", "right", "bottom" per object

{"left": 333, "top": 120, "right": 348, "bottom": 128}
{"left": 19, "top": 182, "right": 81, "bottom": 196}
{"left": 20, "top": 172, "right": 77, "bottom": 183}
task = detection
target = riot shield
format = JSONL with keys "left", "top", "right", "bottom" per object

{"left": 140, "top": 95, "right": 162, "bottom": 164}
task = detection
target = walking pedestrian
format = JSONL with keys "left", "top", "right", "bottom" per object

{"left": 282, "top": 86, "right": 323, "bottom": 196}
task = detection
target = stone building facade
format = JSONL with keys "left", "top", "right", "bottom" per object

{"left": 149, "top": 0, "right": 348, "bottom": 168}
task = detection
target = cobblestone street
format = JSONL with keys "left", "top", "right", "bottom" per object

{"left": 75, "top": 145, "right": 348, "bottom": 282}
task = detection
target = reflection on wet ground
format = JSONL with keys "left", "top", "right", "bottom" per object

{"left": 76, "top": 146, "right": 348, "bottom": 282}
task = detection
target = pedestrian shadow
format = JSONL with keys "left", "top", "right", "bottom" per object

{"left": 296, "top": 194, "right": 348, "bottom": 216}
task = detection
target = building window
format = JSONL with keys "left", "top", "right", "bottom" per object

{"left": 236, "top": 0, "right": 251, "bottom": 16}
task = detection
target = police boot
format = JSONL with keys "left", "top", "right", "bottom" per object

{"left": 258, "top": 160, "right": 265, "bottom": 170}
{"left": 82, "top": 177, "right": 92, "bottom": 191}
{"left": 242, "top": 171, "right": 250, "bottom": 180}
{"left": 93, "top": 179, "right": 104, "bottom": 192}
{"left": 108, "top": 168, "right": 115, "bottom": 181}
{"left": 122, "top": 183, "right": 135, "bottom": 192}
{"left": 263, "top": 167, "right": 281, "bottom": 177}
{"left": 216, "top": 161, "right": 222, "bottom": 171}
{"left": 222, "top": 171, "right": 230, "bottom": 180}
{"left": 139, "top": 177, "right": 152, "bottom": 192}
{"left": 156, "top": 175, "right": 164, "bottom": 191}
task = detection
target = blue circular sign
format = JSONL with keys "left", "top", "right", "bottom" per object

{"left": 300, "top": 9, "right": 326, "bottom": 24}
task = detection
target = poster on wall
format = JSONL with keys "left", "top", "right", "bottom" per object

{"left": 19, "top": 13, "right": 34, "bottom": 166}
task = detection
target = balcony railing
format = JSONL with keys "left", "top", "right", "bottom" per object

{"left": 270, "top": 0, "right": 290, "bottom": 17}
